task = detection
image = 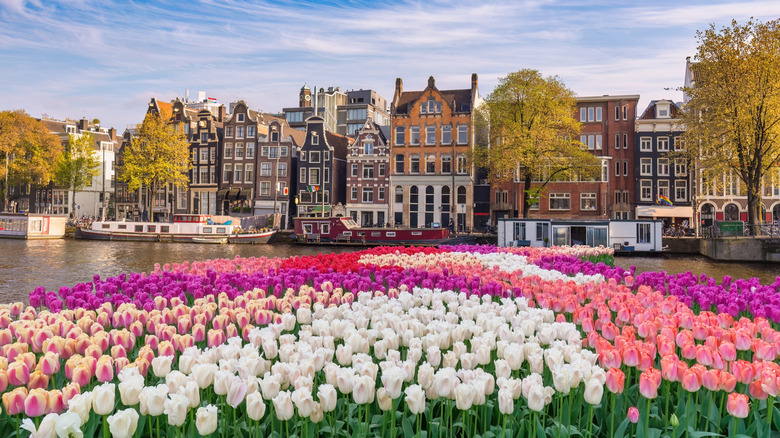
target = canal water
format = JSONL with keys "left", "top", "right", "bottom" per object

{"left": 0, "top": 239, "right": 777, "bottom": 304}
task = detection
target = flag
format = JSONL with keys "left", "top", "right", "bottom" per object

{"left": 307, "top": 185, "right": 320, "bottom": 192}
{"left": 658, "top": 194, "right": 673, "bottom": 206}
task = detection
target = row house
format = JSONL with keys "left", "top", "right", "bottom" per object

{"left": 220, "top": 100, "right": 260, "bottom": 215}
{"left": 255, "top": 117, "right": 306, "bottom": 229}
{"left": 635, "top": 100, "right": 693, "bottom": 226}
{"left": 346, "top": 119, "right": 390, "bottom": 226}
{"left": 177, "top": 100, "right": 225, "bottom": 216}
{"left": 38, "top": 117, "right": 118, "bottom": 218}
{"left": 390, "top": 75, "right": 481, "bottom": 231}
{"left": 493, "top": 95, "right": 637, "bottom": 227}
{"left": 684, "top": 57, "right": 780, "bottom": 227}
{"left": 296, "top": 116, "right": 350, "bottom": 217}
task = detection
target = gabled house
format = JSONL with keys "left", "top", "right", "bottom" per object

{"left": 255, "top": 117, "right": 305, "bottom": 228}
{"left": 390, "top": 74, "right": 481, "bottom": 230}
{"left": 635, "top": 100, "right": 692, "bottom": 226}
{"left": 295, "top": 116, "right": 350, "bottom": 217}
{"left": 346, "top": 119, "right": 390, "bottom": 226}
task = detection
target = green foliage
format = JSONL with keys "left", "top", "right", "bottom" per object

{"left": 476, "top": 69, "right": 601, "bottom": 217}
{"left": 681, "top": 18, "right": 780, "bottom": 225}
{"left": 54, "top": 131, "right": 101, "bottom": 214}
{"left": 581, "top": 254, "right": 615, "bottom": 266}
{"left": 120, "top": 109, "right": 190, "bottom": 216}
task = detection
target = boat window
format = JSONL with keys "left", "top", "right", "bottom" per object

{"left": 118, "top": 224, "right": 127, "bottom": 230}
{"left": 321, "top": 224, "right": 330, "bottom": 234}
{"left": 148, "top": 226, "right": 156, "bottom": 232}
{"left": 135, "top": 225, "right": 143, "bottom": 232}
{"left": 303, "top": 224, "right": 313, "bottom": 234}
{"left": 161, "top": 226, "right": 169, "bottom": 233}
{"left": 386, "top": 232, "right": 396, "bottom": 237}
{"left": 371, "top": 232, "right": 381, "bottom": 237}
{"left": 102, "top": 224, "right": 111, "bottom": 229}
{"left": 30, "top": 220, "right": 42, "bottom": 232}
{"left": 412, "top": 232, "right": 422, "bottom": 236}
{"left": 217, "top": 227, "right": 226, "bottom": 233}
{"left": 203, "top": 227, "right": 212, "bottom": 233}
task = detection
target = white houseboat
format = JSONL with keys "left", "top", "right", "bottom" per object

{"left": 76, "top": 214, "right": 275, "bottom": 244}
{"left": 0, "top": 213, "right": 67, "bottom": 239}
{"left": 496, "top": 218, "right": 663, "bottom": 252}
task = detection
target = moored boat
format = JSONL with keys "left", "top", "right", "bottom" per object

{"left": 0, "top": 213, "right": 67, "bottom": 240}
{"left": 292, "top": 216, "right": 474, "bottom": 246}
{"left": 76, "top": 214, "right": 276, "bottom": 244}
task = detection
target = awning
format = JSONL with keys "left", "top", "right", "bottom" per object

{"left": 237, "top": 190, "right": 250, "bottom": 200}
{"left": 636, "top": 205, "right": 693, "bottom": 218}
{"left": 216, "top": 189, "right": 229, "bottom": 199}
{"left": 227, "top": 189, "right": 240, "bottom": 200}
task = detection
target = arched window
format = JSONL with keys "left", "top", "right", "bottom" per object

{"left": 395, "top": 186, "right": 404, "bottom": 203}
{"left": 724, "top": 203, "right": 740, "bottom": 221}
{"left": 700, "top": 203, "right": 714, "bottom": 228}
{"left": 425, "top": 186, "right": 435, "bottom": 212}
{"left": 773, "top": 204, "right": 780, "bottom": 222}
{"left": 457, "top": 186, "right": 467, "bottom": 204}
{"left": 410, "top": 187, "right": 419, "bottom": 212}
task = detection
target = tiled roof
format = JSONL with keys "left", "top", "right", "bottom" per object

{"left": 325, "top": 131, "right": 351, "bottom": 157}
{"left": 395, "top": 88, "right": 473, "bottom": 115}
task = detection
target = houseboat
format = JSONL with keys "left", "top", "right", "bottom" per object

{"left": 293, "top": 216, "right": 475, "bottom": 246}
{"left": 0, "top": 213, "right": 67, "bottom": 239}
{"left": 496, "top": 218, "right": 663, "bottom": 252}
{"left": 76, "top": 214, "right": 275, "bottom": 244}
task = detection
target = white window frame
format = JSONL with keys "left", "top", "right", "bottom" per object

{"left": 549, "top": 193, "right": 570, "bottom": 210}
{"left": 640, "top": 158, "right": 652, "bottom": 176}
{"left": 675, "top": 180, "right": 687, "bottom": 202}
{"left": 658, "top": 158, "right": 669, "bottom": 176}
{"left": 640, "top": 179, "right": 652, "bottom": 201}
{"left": 580, "top": 193, "right": 597, "bottom": 211}
{"left": 657, "top": 137, "right": 669, "bottom": 152}
{"left": 640, "top": 137, "right": 652, "bottom": 152}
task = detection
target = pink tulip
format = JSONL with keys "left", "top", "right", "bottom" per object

{"left": 627, "top": 406, "right": 639, "bottom": 423}
{"left": 24, "top": 388, "right": 48, "bottom": 417}
{"left": 726, "top": 393, "right": 749, "bottom": 418}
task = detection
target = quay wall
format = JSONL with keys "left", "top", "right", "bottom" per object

{"left": 698, "top": 237, "right": 780, "bottom": 262}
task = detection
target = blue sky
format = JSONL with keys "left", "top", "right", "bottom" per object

{"left": 1, "top": 0, "right": 779, "bottom": 130}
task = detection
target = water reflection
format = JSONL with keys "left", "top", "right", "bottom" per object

{"left": 615, "top": 255, "right": 780, "bottom": 284}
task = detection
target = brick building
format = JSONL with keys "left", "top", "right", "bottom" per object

{"left": 296, "top": 116, "right": 350, "bottom": 217}
{"left": 390, "top": 74, "right": 481, "bottom": 230}
{"left": 255, "top": 118, "right": 305, "bottom": 228}
{"left": 346, "top": 119, "right": 390, "bottom": 226}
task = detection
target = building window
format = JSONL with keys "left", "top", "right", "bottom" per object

{"left": 300, "top": 169, "right": 306, "bottom": 184}
{"left": 247, "top": 125, "right": 256, "bottom": 137}
{"left": 658, "top": 180, "right": 670, "bottom": 199}
{"left": 261, "top": 146, "right": 269, "bottom": 157}
{"left": 210, "top": 166, "right": 215, "bottom": 183}
{"left": 658, "top": 158, "right": 669, "bottom": 176}
{"left": 237, "top": 113, "right": 245, "bottom": 122}
{"left": 622, "top": 105, "right": 628, "bottom": 120}
{"left": 675, "top": 180, "right": 687, "bottom": 201}
{"left": 378, "top": 187, "right": 385, "bottom": 201}
{"left": 225, "top": 127, "right": 233, "bottom": 137}
{"left": 236, "top": 126, "right": 245, "bottom": 139}
{"left": 640, "top": 158, "right": 652, "bottom": 176}
{"left": 623, "top": 161, "right": 628, "bottom": 176}
{"left": 395, "top": 154, "right": 404, "bottom": 173}
{"left": 549, "top": 193, "right": 570, "bottom": 210}
{"left": 615, "top": 162, "right": 620, "bottom": 177}
{"left": 513, "top": 222, "right": 526, "bottom": 241}
{"left": 588, "top": 107, "right": 594, "bottom": 122}
{"left": 363, "top": 165, "right": 374, "bottom": 179}
{"left": 596, "top": 107, "right": 602, "bottom": 121}
{"left": 637, "top": 223, "right": 651, "bottom": 243}
{"left": 623, "top": 134, "right": 628, "bottom": 149}
{"left": 310, "top": 151, "right": 320, "bottom": 163}
{"left": 278, "top": 163, "right": 287, "bottom": 177}
{"left": 457, "top": 155, "right": 467, "bottom": 174}
{"left": 580, "top": 193, "right": 597, "bottom": 211}
{"left": 580, "top": 108, "right": 586, "bottom": 122}
{"left": 260, "top": 181, "right": 270, "bottom": 196}
{"left": 235, "top": 143, "right": 244, "bottom": 159}
{"left": 211, "top": 147, "right": 216, "bottom": 162}
{"left": 363, "top": 141, "right": 374, "bottom": 155}
{"left": 615, "top": 105, "right": 620, "bottom": 121}
{"left": 657, "top": 137, "right": 669, "bottom": 152}
{"left": 425, "top": 154, "right": 436, "bottom": 173}
{"left": 225, "top": 143, "right": 233, "bottom": 158}
{"left": 536, "top": 223, "right": 549, "bottom": 241}
{"left": 260, "top": 162, "right": 272, "bottom": 176}
{"left": 395, "top": 126, "right": 405, "bottom": 145}
{"left": 675, "top": 159, "right": 687, "bottom": 176}
{"left": 410, "top": 155, "right": 420, "bottom": 173}
{"left": 410, "top": 126, "right": 420, "bottom": 145}
{"left": 200, "top": 133, "right": 208, "bottom": 143}
{"left": 246, "top": 143, "right": 255, "bottom": 158}
{"left": 245, "top": 164, "right": 253, "bottom": 182}
{"left": 395, "top": 186, "right": 403, "bottom": 203}
{"left": 234, "top": 164, "right": 243, "bottom": 182}
{"left": 615, "top": 134, "right": 620, "bottom": 150}
{"left": 426, "top": 125, "right": 436, "bottom": 145}
{"left": 595, "top": 134, "right": 602, "bottom": 150}
{"left": 200, "top": 149, "right": 208, "bottom": 163}
{"left": 224, "top": 164, "right": 233, "bottom": 183}
{"left": 351, "top": 163, "right": 358, "bottom": 177}
{"left": 362, "top": 188, "right": 373, "bottom": 203}
{"left": 457, "top": 186, "right": 466, "bottom": 204}
{"left": 457, "top": 125, "right": 468, "bottom": 144}
{"left": 309, "top": 168, "right": 320, "bottom": 185}
{"left": 442, "top": 125, "right": 452, "bottom": 144}
{"left": 200, "top": 168, "right": 208, "bottom": 184}
{"left": 281, "top": 146, "right": 288, "bottom": 156}
{"left": 351, "top": 186, "right": 358, "bottom": 200}
{"left": 441, "top": 155, "right": 452, "bottom": 174}
{"left": 311, "top": 133, "right": 319, "bottom": 145}
{"left": 640, "top": 137, "right": 651, "bottom": 152}
{"left": 324, "top": 167, "right": 330, "bottom": 184}
{"left": 378, "top": 163, "right": 386, "bottom": 177}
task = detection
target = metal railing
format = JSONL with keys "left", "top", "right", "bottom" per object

{"left": 700, "top": 223, "right": 780, "bottom": 238}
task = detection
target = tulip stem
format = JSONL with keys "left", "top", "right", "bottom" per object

{"left": 365, "top": 403, "right": 370, "bottom": 438}
{"left": 103, "top": 415, "right": 109, "bottom": 438}
{"left": 502, "top": 414, "right": 506, "bottom": 438}
{"left": 586, "top": 404, "right": 593, "bottom": 438}
{"left": 645, "top": 398, "right": 650, "bottom": 438}
{"left": 610, "top": 392, "right": 616, "bottom": 438}
{"left": 417, "top": 413, "right": 421, "bottom": 438}
{"left": 769, "top": 396, "right": 775, "bottom": 435}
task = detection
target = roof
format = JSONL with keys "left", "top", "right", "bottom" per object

{"left": 394, "top": 88, "right": 473, "bottom": 115}
{"left": 577, "top": 94, "right": 640, "bottom": 102}
{"left": 325, "top": 131, "right": 351, "bottom": 157}
{"left": 637, "top": 100, "right": 683, "bottom": 120}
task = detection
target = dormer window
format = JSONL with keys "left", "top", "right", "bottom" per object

{"left": 311, "top": 132, "right": 319, "bottom": 145}
{"left": 237, "top": 113, "right": 245, "bottom": 122}
{"left": 363, "top": 141, "right": 374, "bottom": 155}
{"left": 271, "top": 131, "right": 279, "bottom": 142}
{"left": 656, "top": 104, "right": 670, "bottom": 118}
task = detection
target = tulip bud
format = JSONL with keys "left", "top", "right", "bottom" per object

{"left": 107, "top": 408, "right": 139, "bottom": 438}
{"left": 92, "top": 382, "right": 116, "bottom": 416}
{"left": 196, "top": 405, "right": 218, "bottom": 436}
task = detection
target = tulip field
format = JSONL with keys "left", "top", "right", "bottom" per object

{"left": 1, "top": 245, "right": 779, "bottom": 438}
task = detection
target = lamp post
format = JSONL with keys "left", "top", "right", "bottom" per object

{"left": 3, "top": 151, "right": 8, "bottom": 212}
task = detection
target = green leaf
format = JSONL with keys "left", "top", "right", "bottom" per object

{"left": 614, "top": 418, "right": 630, "bottom": 438}
{"left": 402, "top": 415, "right": 414, "bottom": 438}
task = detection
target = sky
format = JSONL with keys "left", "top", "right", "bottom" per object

{"left": 1, "top": 0, "right": 779, "bottom": 131}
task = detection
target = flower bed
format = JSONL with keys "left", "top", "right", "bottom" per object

{"left": 1, "top": 244, "right": 778, "bottom": 438}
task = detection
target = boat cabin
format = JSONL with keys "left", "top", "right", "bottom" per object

{"left": 0, "top": 213, "right": 67, "bottom": 239}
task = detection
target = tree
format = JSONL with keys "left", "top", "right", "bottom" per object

{"left": 475, "top": 69, "right": 601, "bottom": 217}
{"left": 681, "top": 19, "right": 780, "bottom": 227}
{"left": 53, "top": 131, "right": 101, "bottom": 217}
{"left": 120, "top": 109, "right": 190, "bottom": 220}
{"left": 0, "top": 110, "right": 63, "bottom": 210}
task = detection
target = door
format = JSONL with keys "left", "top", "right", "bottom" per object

{"left": 553, "top": 227, "right": 569, "bottom": 246}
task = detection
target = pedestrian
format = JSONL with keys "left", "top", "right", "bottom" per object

{"left": 448, "top": 218, "right": 455, "bottom": 237}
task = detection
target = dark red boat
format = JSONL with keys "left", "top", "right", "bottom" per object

{"left": 293, "top": 216, "right": 474, "bottom": 246}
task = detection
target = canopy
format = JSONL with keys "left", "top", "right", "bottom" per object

{"left": 635, "top": 205, "right": 693, "bottom": 218}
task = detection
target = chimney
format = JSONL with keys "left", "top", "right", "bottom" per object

{"left": 471, "top": 73, "right": 478, "bottom": 91}
{"left": 218, "top": 105, "right": 226, "bottom": 122}
{"left": 428, "top": 76, "right": 435, "bottom": 89}
{"left": 79, "top": 118, "right": 88, "bottom": 131}
{"left": 395, "top": 78, "right": 403, "bottom": 97}
{"left": 108, "top": 127, "right": 116, "bottom": 141}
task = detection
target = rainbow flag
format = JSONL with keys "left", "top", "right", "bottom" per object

{"left": 658, "top": 195, "right": 673, "bottom": 206}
